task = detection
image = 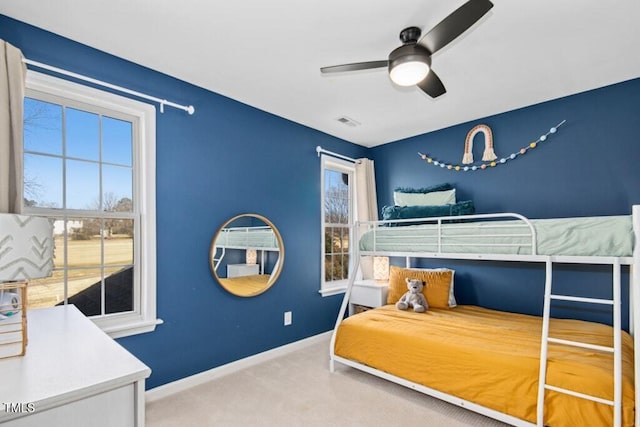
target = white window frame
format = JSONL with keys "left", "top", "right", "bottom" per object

{"left": 320, "top": 155, "right": 356, "bottom": 296}
{"left": 23, "top": 71, "right": 160, "bottom": 338}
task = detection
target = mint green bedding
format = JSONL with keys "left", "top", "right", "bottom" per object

{"left": 216, "top": 227, "right": 279, "bottom": 249}
{"left": 359, "top": 215, "right": 633, "bottom": 257}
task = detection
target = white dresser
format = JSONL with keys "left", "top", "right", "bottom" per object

{"left": 0, "top": 305, "right": 151, "bottom": 426}
{"left": 227, "top": 263, "right": 260, "bottom": 278}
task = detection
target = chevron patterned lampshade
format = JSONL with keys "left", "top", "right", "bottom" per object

{"left": 373, "top": 256, "right": 390, "bottom": 282}
{"left": 0, "top": 213, "right": 54, "bottom": 281}
{"left": 246, "top": 249, "right": 258, "bottom": 265}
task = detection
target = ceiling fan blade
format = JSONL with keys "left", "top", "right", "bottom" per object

{"left": 418, "top": 0, "right": 493, "bottom": 55}
{"left": 320, "top": 60, "right": 388, "bottom": 74}
{"left": 417, "top": 70, "right": 446, "bottom": 98}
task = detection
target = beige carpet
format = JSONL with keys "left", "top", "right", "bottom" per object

{"left": 146, "top": 335, "right": 509, "bottom": 427}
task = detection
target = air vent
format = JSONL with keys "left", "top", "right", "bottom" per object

{"left": 336, "top": 116, "right": 361, "bottom": 127}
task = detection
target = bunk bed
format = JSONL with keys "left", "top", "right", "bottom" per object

{"left": 212, "top": 225, "right": 279, "bottom": 273}
{"left": 330, "top": 207, "right": 640, "bottom": 427}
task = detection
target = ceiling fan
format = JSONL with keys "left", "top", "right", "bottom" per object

{"left": 320, "top": 0, "right": 494, "bottom": 98}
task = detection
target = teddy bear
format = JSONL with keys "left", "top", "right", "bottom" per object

{"left": 396, "top": 278, "right": 428, "bottom": 313}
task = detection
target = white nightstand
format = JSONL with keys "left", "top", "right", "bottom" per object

{"left": 349, "top": 279, "right": 389, "bottom": 315}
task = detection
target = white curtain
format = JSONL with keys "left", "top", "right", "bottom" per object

{"left": 0, "top": 40, "right": 26, "bottom": 214}
{"left": 355, "top": 158, "right": 378, "bottom": 279}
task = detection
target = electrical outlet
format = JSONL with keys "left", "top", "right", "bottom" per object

{"left": 284, "top": 311, "right": 292, "bottom": 326}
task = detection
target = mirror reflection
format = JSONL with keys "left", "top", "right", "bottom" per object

{"left": 209, "top": 214, "right": 284, "bottom": 297}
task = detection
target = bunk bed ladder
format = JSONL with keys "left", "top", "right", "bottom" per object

{"left": 537, "top": 258, "right": 623, "bottom": 427}
{"left": 213, "top": 246, "right": 226, "bottom": 271}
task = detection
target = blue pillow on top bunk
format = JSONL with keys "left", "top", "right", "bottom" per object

{"left": 381, "top": 200, "right": 475, "bottom": 226}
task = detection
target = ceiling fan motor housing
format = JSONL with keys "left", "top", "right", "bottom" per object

{"left": 399, "top": 26, "right": 422, "bottom": 44}
{"left": 389, "top": 44, "right": 432, "bottom": 67}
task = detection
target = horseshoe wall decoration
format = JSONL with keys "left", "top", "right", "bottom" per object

{"left": 462, "top": 124, "right": 497, "bottom": 164}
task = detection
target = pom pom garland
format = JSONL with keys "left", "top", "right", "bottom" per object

{"left": 418, "top": 120, "right": 565, "bottom": 172}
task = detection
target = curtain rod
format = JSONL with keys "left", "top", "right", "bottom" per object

{"left": 316, "top": 146, "right": 359, "bottom": 163}
{"left": 23, "top": 58, "right": 195, "bottom": 115}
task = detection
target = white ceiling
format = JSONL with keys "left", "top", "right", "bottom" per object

{"left": 1, "top": 0, "right": 639, "bottom": 147}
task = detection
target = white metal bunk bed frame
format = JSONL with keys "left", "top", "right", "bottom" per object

{"left": 329, "top": 206, "right": 640, "bottom": 427}
{"left": 212, "top": 225, "right": 279, "bottom": 273}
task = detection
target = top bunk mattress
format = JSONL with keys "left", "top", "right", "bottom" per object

{"left": 215, "top": 227, "right": 279, "bottom": 249}
{"left": 359, "top": 215, "right": 633, "bottom": 257}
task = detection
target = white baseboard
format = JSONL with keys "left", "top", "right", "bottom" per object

{"left": 146, "top": 331, "right": 331, "bottom": 402}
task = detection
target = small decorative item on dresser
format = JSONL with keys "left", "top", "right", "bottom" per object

{"left": 0, "top": 213, "right": 54, "bottom": 359}
{"left": 0, "top": 282, "right": 27, "bottom": 358}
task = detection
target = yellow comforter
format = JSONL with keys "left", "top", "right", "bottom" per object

{"left": 334, "top": 305, "right": 634, "bottom": 426}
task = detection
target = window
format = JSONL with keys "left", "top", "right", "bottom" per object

{"left": 320, "top": 155, "right": 355, "bottom": 296}
{"left": 22, "top": 71, "right": 158, "bottom": 338}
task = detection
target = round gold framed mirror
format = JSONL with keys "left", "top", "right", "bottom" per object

{"left": 209, "top": 214, "right": 284, "bottom": 297}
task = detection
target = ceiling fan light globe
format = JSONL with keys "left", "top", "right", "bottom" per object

{"left": 388, "top": 44, "right": 432, "bottom": 87}
{"left": 390, "top": 61, "right": 430, "bottom": 86}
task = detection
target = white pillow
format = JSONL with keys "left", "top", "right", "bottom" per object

{"left": 393, "top": 188, "right": 456, "bottom": 206}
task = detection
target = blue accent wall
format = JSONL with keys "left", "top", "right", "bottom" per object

{"left": 0, "top": 15, "right": 367, "bottom": 388}
{"left": 372, "top": 79, "right": 640, "bottom": 328}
